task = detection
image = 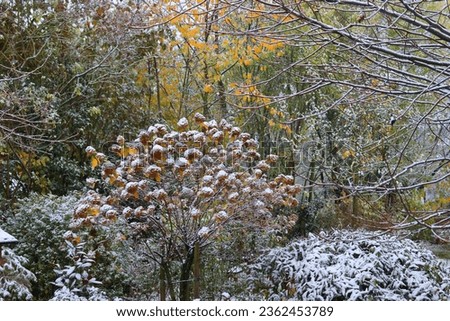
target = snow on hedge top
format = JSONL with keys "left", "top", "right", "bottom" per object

{"left": 0, "top": 227, "right": 18, "bottom": 245}
{"left": 249, "top": 230, "right": 450, "bottom": 301}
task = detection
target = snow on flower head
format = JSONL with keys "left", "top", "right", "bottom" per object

{"left": 205, "top": 119, "right": 218, "bottom": 129}
{"left": 202, "top": 175, "right": 214, "bottom": 185}
{"left": 194, "top": 113, "right": 206, "bottom": 123}
{"left": 116, "top": 135, "right": 125, "bottom": 145}
{"left": 154, "top": 124, "right": 168, "bottom": 135}
{"left": 175, "top": 157, "right": 189, "bottom": 168}
{"left": 213, "top": 211, "right": 228, "bottom": 223}
{"left": 198, "top": 186, "right": 214, "bottom": 197}
{"left": 153, "top": 188, "right": 168, "bottom": 201}
{"left": 148, "top": 125, "right": 157, "bottom": 134}
{"left": 197, "top": 226, "right": 210, "bottom": 238}
{"left": 253, "top": 200, "right": 265, "bottom": 208}
{"left": 125, "top": 182, "right": 138, "bottom": 192}
{"left": 177, "top": 117, "right": 188, "bottom": 129}
{"left": 262, "top": 188, "right": 273, "bottom": 197}
{"left": 216, "top": 170, "right": 228, "bottom": 181}
{"left": 184, "top": 148, "right": 203, "bottom": 161}
{"left": 151, "top": 144, "right": 165, "bottom": 153}
{"left": 228, "top": 192, "right": 239, "bottom": 203}
{"left": 85, "top": 146, "right": 96, "bottom": 156}
{"left": 190, "top": 208, "right": 201, "bottom": 219}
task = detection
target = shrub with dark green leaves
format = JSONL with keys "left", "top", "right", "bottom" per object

{"left": 4, "top": 193, "right": 79, "bottom": 300}
{"left": 248, "top": 230, "right": 450, "bottom": 301}
{"left": 5, "top": 193, "right": 131, "bottom": 300}
{"left": 51, "top": 241, "right": 108, "bottom": 301}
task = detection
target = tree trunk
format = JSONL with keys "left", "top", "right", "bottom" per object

{"left": 179, "top": 247, "right": 194, "bottom": 301}
{"left": 193, "top": 241, "right": 200, "bottom": 299}
{"left": 159, "top": 265, "right": 166, "bottom": 301}
{"left": 153, "top": 57, "right": 162, "bottom": 120}
{"left": 217, "top": 79, "right": 227, "bottom": 118}
{"left": 352, "top": 195, "right": 361, "bottom": 227}
{"left": 163, "top": 262, "right": 177, "bottom": 301}
{"left": 351, "top": 172, "right": 361, "bottom": 226}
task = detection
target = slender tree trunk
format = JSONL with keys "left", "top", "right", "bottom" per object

{"left": 217, "top": 79, "right": 227, "bottom": 118}
{"left": 307, "top": 160, "right": 316, "bottom": 203}
{"left": 163, "top": 262, "right": 176, "bottom": 301}
{"left": 351, "top": 171, "right": 361, "bottom": 226}
{"left": 159, "top": 264, "right": 166, "bottom": 301}
{"left": 153, "top": 57, "right": 162, "bottom": 119}
{"left": 352, "top": 195, "right": 361, "bottom": 226}
{"left": 179, "top": 247, "right": 194, "bottom": 301}
{"left": 193, "top": 241, "right": 201, "bottom": 299}
{"left": 202, "top": 61, "right": 210, "bottom": 119}
{"left": 384, "top": 192, "right": 397, "bottom": 215}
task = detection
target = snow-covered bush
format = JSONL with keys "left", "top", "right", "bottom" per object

{"left": 4, "top": 193, "right": 79, "bottom": 300}
{"left": 50, "top": 241, "right": 108, "bottom": 301}
{"left": 0, "top": 248, "right": 36, "bottom": 301}
{"left": 199, "top": 222, "right": 280, "bottom": 300}
{"left": 51, "top": 285, "right": 109, "bottom": 301}
{"left": 249, "top": 230, "right": 450, "bottom": 301}
{"left": 4, "top": 193, "right": 129, "bottom": 300}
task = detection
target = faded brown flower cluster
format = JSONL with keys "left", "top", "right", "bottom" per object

{"left": 70, "top": 115, "right": 301, "bottom": 246}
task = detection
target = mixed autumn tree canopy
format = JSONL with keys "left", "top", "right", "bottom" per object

{"left": 1, "top": 0, "right": 450, "bottom": 301}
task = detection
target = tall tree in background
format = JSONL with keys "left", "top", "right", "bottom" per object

{"left": 210, "top": 0, "right": 450, "bottom": 239}
{"left": 0, "top": 0, "right": 153, "bottom": 199}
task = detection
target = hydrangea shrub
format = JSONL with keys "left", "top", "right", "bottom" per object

{"left": 75, "top": 115, "right": 301, "bottom": 299}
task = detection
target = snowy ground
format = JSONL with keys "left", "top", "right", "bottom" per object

{"left": 422, "top": 243, "right": 450, "bottom": 266}
{"left": 439, "top": 259, "right": 450, "bottom": 267}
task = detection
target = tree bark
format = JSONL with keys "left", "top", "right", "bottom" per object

{"left": 159, "top": 264, "right": 166, "bottom": 300}
{"left": 193, "top": 241, "right": 201, "bottom": 299}
{"left": 179, "top": 247, "right": 194, "bottom": 301}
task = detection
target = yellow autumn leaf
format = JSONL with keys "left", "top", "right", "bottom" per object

{"left": 179, "top": 25, "right": 200, "bottom": 38}
{"left": 91, "top": 157, "right": 100, "bottom": 169}
{"left": 121, "top": 146, "right": 139, "bottom": 158}
{"left": 342, "top": 150, "right": 355, "bottom": 159}
{"left": 204, "top": 84, "right": 214, "bottom": 93}
{"left": 253, "top": 45, "right": 263, "bottom": 54}
{"left": 243, "top": 58, "right": 252, "bottom": 66}
{"left": 108, "top": 175, "right": 117, "bottom": 185}
{"left": 73, "top": 235, "right": 81, "bottom": 245}
{"left": 191, "top": 40, "right": 207, "bottom": 50}
{"left": 261, "top": 97, "right": 271, "bottom": 104}
{"left": 248, "top": 11, "right": 261, "bottom": 19}
{"left": 128, "top": 146, "right": 139, "bottom": 155}
{"left": 170, "top": 14, "right": 182, "bottom": 24}
{"left": 87, "top": 206, "right": 100, "bottom": 216}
